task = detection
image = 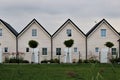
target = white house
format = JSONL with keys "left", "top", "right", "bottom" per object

{"left": 86, "top": 19, "right": 120, "bottom": 63}
{"left": 18, "top": 19, "right": 51, "bottom": 63}
{"left": 52, "top": 19, "right": 86, "bottom": 63}
{"left": 0, "top": 19, "right": 18, "bottom": 63}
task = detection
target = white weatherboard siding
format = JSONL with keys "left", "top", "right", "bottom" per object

{"left": 18, "top": 21, "right": 51, "bottom": 63}
{"left": 0, "top": 22, "right": 16, "bottom": 62}
{"left": 53, "top": 21, "right": 86, "bottom": 63}
{"left": 87, "top": 22, "right": 120, "bottom": 60}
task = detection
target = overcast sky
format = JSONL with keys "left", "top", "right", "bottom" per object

{"left": 0, "top": 0, "right": 120, "bottom": 34}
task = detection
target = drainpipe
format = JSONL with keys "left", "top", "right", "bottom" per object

{"left": 51, "top": 37, "right": 53, "bottom": 60}
{"left": 118, "top": 39, "right": 120, "bottom": 58}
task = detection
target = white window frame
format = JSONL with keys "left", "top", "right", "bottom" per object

{"left": 101, "top": 29, "right": 106, "bottom": 37}
{"left": 32, "top": 29, "right": 37, "bottom": 36}
{"left": 56, "top": 48, "right": 61, "bottom": 55}
{"left": 67, "top": 29, "right": 72, "bottom": 37}
{"left": 4, "top": 47, "right": 8, "bottom": 53}
{"left": 42, "top": 48, "right": 47, "bottom": 55}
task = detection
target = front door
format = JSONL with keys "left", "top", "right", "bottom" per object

{"left": 64, "top": 48, "right": 72, "bottom": 63}
{"left": 100, "top": 48, "right": 108, "bottom": 63}
{"left": 34, "top": 48, "right": 39, "bottom": 63}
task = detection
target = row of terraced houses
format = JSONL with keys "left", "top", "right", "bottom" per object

{"left": 0, "top": 18, "right": 120, "bottom": 63}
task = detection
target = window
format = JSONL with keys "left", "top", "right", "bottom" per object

{"left": 74, "top": 47, "right": 77, "bottom": 52}
{"left": 101, "top": 29, "right": 106, "bottom": 37}
{"left": 0, "top": 29, "right": 2, "bottom": 36}
{"left": 42, "top": 48, "right": 47, "bottom": 55}
{"left": 26, "top": 48, "right": 29, "bottom": 52}
{"left": 4, "top": 47, "right": 8, "bottom": 52}
{"left": 67, "top": 29, "right": 72, "bottom": 37}
{"left": 56, "top": 48, "right": 61, "bottom": 55}
{"left": 112, "top": 48, "right": 117, "bottom": 55}
{"left": 95, "top": 47, "right": 99, "bottom": 52}
{"left": 32, "top": 29, "right": 37, "bottom": 36}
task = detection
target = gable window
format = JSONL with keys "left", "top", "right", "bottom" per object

{"left": 42, "top": 48, "right": 47, "bottom": 55}
{"left": 32, "top": 29, "right": 37, "bottom": 36}
{"left": 56, "top": 48, "right": 61, "bottom": 55}
{"left": 4, "top": 47, "right": 8, "bottom": 52}
{"left": 67, "top": 29, "right": 72, "bottom": 37}
{"left": 101, "top": 29, "right": 106, "bottom": 37}
{"left": 95, "top": 47, "right": 99, "bottom": 53}
{"left": 112, "top": 48, "right": 117, "bottom": 55}
{"left": 26, "top": 48, "right": 29, "bottom": 52}
{"left": 74, "top": 47, "right": 77, "bottom": 53}
{"left": 0, "top": 29, "right": 2, "bottom": 36}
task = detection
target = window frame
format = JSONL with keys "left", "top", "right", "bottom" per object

{"left": 0, "top": 29, "right": 2, "bottom": 36}
{"left": 112, "top": 48, "right": 117, "bottom": 55}
{"left": 26, "top": 47, "right": 29, "bottom": 52}
{"left": 74, "top": 47, "right": 77, "bottom": 53}
{"left": 42, "top": 48, "right": 47, "bottom": 55}
{"left": 4, "top": 47, "right": 8, "bottom": 53}
{"left": 101, "top": 29, "right": 106, "bottom": 37}
{"left": 66, "top": 29, "right": 72, "bottom": 37}
{"left": 56, "top": 48, "right": 61, "bottom": 55}
{"left": 32, "top": 29, "right": 37, "bottom": 36}
{"left": 95, "top": 47, "right": 99, "bottom": 53}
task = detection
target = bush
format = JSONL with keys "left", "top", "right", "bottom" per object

{"left": 110, "top": 58, "right": 120, "bottom": 63}
{"left": 4, "top": 58, "right": 29, "bottom": 63}
{"left": 41, "top": 60, "right": 48, "bottom": 63}
{"left": 83, "top": 59, "right": 100, "bottom": 63}
{"left": 77, "top": 59, "right": 82, "bottom": 63}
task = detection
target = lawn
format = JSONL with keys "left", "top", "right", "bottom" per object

{"left": 0, "top": 63, "right": 120, "bottom": 80}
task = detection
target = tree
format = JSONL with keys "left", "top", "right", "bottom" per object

{"left": 104, "top": 41, "right": 114, "bottom": 62}
{"left": 28, "top": 40, "right": 39, "bottom": 63}
{"left": 64, "top": 39, "right": 74, "bottom": 63}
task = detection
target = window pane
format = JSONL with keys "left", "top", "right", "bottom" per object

{"left": 26, "top": 48, "right": 29, "bottom": 52}
{"left": 74, "top": 47, "right": 77, "bottom": 52}
{"left": 67, "top": 29, "right": 72, "bottom": 37}
{"left": 42, "top": 48, "right": 47, "bottom": 55}
{"left": 0, "top": 29, "right": 2, "bottom": 36}
{"left": 32, "top": 29, "right": 37, "bottom": 36}
{"left": 95, "top": 47, "right": 99, "bottom": 52}
{"left": 101, "top": 29, "right": 106, "bottom": 37}
{"left": 56, "top": 48, "right": 61, "bottom": 55}
{"left": 112, "top": 48, "right": 116, "bottom": 55}
{"left": 4, "top": 47, "right": 8, "bottom": 52}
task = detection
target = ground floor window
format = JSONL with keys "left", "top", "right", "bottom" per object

{"left": 112, "top": 48, "right": 117, "bottom": 55}
{"left": 26, "top": 48, "right": 29, "bottom": 52}
{"left": 95, "top": 47, "right": 99, "bottom": 53}
{"left": 74, "top": 47, "right": 77, "bottom": 53}
{"left": 4, "top": 47, "right": 8, "bottom": 52}
{"left": 42, "top": 48, "right": 47, "bottom": 55}
{"left": 56, "top": 48, "right": 61, "bottom": 55}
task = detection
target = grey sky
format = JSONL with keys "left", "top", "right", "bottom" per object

{"left": 0, "top": 0, "right": 120, "bottom": 34}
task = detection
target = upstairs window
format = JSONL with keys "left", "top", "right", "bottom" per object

{"left": 67, "top": 29, "right": 72, "bottom": 37}
{"left": 0, "top": 29, "right": 2, "bottom": 36}
{"left": 32, "top": 29, "right": 37, "bottom": 36}
{"left": 101, "top": 29, "right": 106, "bottom": 37}
{"left": 42, "top": 48, "right": 47, "bottom": 55}
{"left": 56, "top": 48, "right": 61, "bottom": 55}
{"left": 112, "top": 48, "right": 117, "bottom": 55}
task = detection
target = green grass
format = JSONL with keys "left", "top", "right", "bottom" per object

{"left": 0, "top": 63, "right": 120, "bottom": 80}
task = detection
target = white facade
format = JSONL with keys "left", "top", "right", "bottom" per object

{"left": 18, "top": 19, "right": 51, "bottom": 63}
{"left": 87, "top": 19, "right": 120, "bottom": 62}
{"left": 0, "top": 18, "right": 119, "bottom": 63}
{"left": 0, "top": 20, "right": 17, "bottom": 62}
{"left": 52, "top": 19, "right": 86, "bottom": 63}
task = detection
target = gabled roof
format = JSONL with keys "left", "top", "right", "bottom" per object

{"left": 52, "top": 19, "right": 86, "bottom": 38}
{"left": 86, "top": 19, "right": 120, "bottom": 37}
{"left": 18, "top": 18, "right": 51, "bottom": 37}
{"left": 0, "top": 19, "right": 18, "bottom": 36}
